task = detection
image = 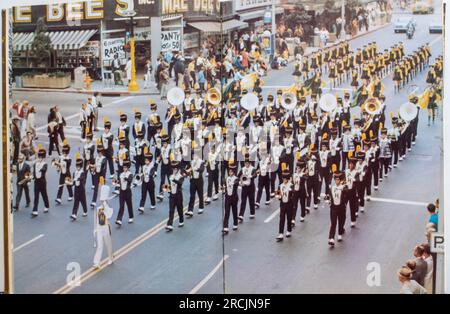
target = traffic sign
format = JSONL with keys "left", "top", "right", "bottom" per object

{"left": 430, "top": 233, "right": 444, "bottom": 253}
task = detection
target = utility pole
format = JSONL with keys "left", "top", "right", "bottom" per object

{"left": 271, "top": 0, "right": 276, "bottom": 61}
{"left": 341, "top": 0, "right": 346, "bottom": 40}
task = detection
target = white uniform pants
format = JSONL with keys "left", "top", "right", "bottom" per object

{"left": 93, "top": 226, "right": 113, "bottom": 266}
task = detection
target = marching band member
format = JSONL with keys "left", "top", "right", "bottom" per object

{"left": 55, "top": 141, "right": 73, "bottom": 205}
{"left": 146, "top": 100, "right": 159, "bottom": 145}
{"left": 345, "top": 156, "right": 359, "bottom": 227}
{"left": 328, "top": 171, "right": 347, "bottom": 246}
{"left": 238, "top": 154, "right": 257, "bottom": 223}
{"left": 165, "top": 160, "right": 185, "bottom": 232}
{"left": 91, "top": 145, "right": 107, "bottom": 208}
{"left": 102, "top": 120, "right": 115, "bottom": 178}
{"left": 206, "top": 144, "right": 220, "bottom": 204}
{"left": 32, "top": 147, "right": 50, "bottom": 217}
{"left": 306, "top": 146, "right": 320, "bottom": 210}
{"left": 388, "top": 117, "right": 400, "bottom": 167}
{"left": 276, "top": 167, "right": 293, "bottom": 242}
{"left": 134, "top": 130, "right": 147, "bottom": 175}
{"left": 318, "top": 139, "right": 332, "bottom": 202}
{"left": 292, "top": 158, "right": 308, "bottom": 224}
{"left": 14, "top": 154, "right": 31, "bottom": 211}
{"left": 341, "top": 125, "right": 354, "bottom": 170}
{"left": 138, "top": 149, "right": 158, "bottom": 213}
{"left": 115, "top": 160, "right": 134, "bottom": 226}
{"left": 379, "top": 128, "right": 392, "bottom": 180}
{"left": 132, "top": 111, "right": 146, "bottom": 140}
{"left": 186, "top": 146, "right": 205, "bottom": 217}
{"left": 118, "top": 113, "right": 130, "bottom": 150}
{"left": 223, "top": 162, "right": 239, "bottom": 234}
{"left": 71, "top": 156, "right": 87, "bottom": 221}
{"left": 355, "top": 151, "right": 367, "bottom": 212}
{"left": 368, "top": 138, "right": 380, "bottom": 191}
{"left": 93, "top": 178, "right": 114, "bottom": 269}
{"left": 255, "top": 146, "right": 271, "bottom": 208}
{"left": 270, "top": 136, "right": 284, "bottom": 196}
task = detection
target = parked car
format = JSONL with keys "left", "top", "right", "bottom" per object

{"left": 412, "top": 1, "right": 434, "bottom": 14}
{"left": 394, "top": 17, "right": 416, "bottom": 33}
{"left": 429, "top": 23, "right": 443, "bottom": 34}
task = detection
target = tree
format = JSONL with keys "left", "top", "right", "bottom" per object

{"left": 31, "top": 17, "right": 52, "bottom": 68}
{"left": 284, "top": 3, "right": 312, "bottom": 32}
{"left": 324, "top": 0, "right": 336, "bottom": 11}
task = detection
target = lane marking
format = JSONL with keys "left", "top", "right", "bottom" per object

{"left": 54, "top": 194, "right": 211, "bottom": 294}
{"left": 36, "top": 132, "right": 81, "bottom": 140}
{"left": 14, "top": 234, "right": 44, "bottom": 253}
{"left": 189, "top": 255, "right": 229, "bottom": 294}
{"left": 264, "top": 208, "right": 280, "bottom": 223}
{"left": 35, "top": 96, "right": 132, "bottom": 132}
{"left": 370, "top": 197, "right": 428, "bottom": 207}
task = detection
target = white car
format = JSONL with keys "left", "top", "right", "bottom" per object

{"left": 394, "top": 17, "right": 416, "bottom": 33}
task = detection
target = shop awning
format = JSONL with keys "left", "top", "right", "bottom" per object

{"left": 13, "top": 29, "right": 97, "bottom": 51}
{"left": 238, "top": 7, "right": 284, "bottom": 21}
{"left": 188, "top": 19, "right": 248, "bottom": 34}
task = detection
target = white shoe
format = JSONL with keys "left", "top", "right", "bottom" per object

{"left": 355, "top": 212, "right": 359, "bottom": 217}
{"left": 276, "top": 234, "right": 284, "bottom": 242}
{"left": 249, "top": 214, "right": 255, "bottom": 219}
{"left": 412, "top": 141, "right": 416, "bottom": 145}
{"left": 178, "top": 222, "right": 184, "bottom": 227}
{"left": 379, "top": 178, "right": 383, "bottom": 182}
{"left": 222, "top": 228, "right": 229, "bottom": 234}
{"left": 408, "top": 148, "right": 412, "bottom": 152}
{"left": 314, "top": 204, "right": 318, "bottom": 209}
{"left": 138, "top": 207, "right": 144, "bottom": 213}
{"left": 107, "top": 259, "right": 113, "bottom": 266}
{"left": 374, "top": 186, "right": 378, "bottom": 191}
{"left": 393, "top": 164, "right": 398, "bottom": 168}
{"left": 44, "top": 208, "right": 49, "bottom": 213}
{"left": 232, "top": 225, "right": 238, "bottom": 230}
{"left": 360, "top": 207, "right": 365, "bottom": 212}
{"left": 91, "top": 202, "right": 96, "bottom": 207}
{"left": 385, "top": 173, "right": 388, "bottom": 178}
{"left": 265, "top": 200, "right": 271, "bottom": 205}
{"left": 213, "top": 194, "right": 219, "bottom": 201}
{"left": 93, "top": 264, "right": 100, "bottom": 269}
{"left": 205, "top": 197, "right": 211, "bottom": 204}
{"left": 70, "top": 214, "right": 77, "bottom": 221}
{"left": 109, "top": 174, "right": 115, "bottom": 179}
{"left": 351, "top": 222, "right": 356, "bottom": 228}
{"left": 186, "top": 211, "right": 193, "bottom": 217}
{"left": 366, "top": 196, "right": 371, "bottom": 201}
{"left": 238, "top": 215, "right": 244, "bottom": 222}
{"left": 328, "top": 239, "right": 335, "bottom": 246}
{"left": 82, "top": 212, "right": 87, "bottom": 217}
{"left": 150, "top": 205, "right": 156, "bottom": 210}
{"left": 255, "top": 202, "right": 260, "bottom": 209}
{"left": 165, "top": 225, "right": 173, "bottom": 231}
{"left": 31, "top": 211, "right": 38, "bottom": 217}
{"left": 55, "top": 198, "right": 62, "bottom": 204}
{"left": 300, "top": 217, "right": 305, "bottom": 222}
{"left": 286, "top": 232, "right": 291, "bottom": 238}
{"left": 337, "top": 235, "right": 343, "bottom": 242}
{"left": 399, "top": 157, "right": 403, "bottom": 161}
{"left": 128, "top": 218, "right": 134, "bottom": 223}
{"left": 68, "top": 197, "right": 73, "bottom": 202}
{"left": 198, "top": 208, "right": 204, "bottom": 214}
{"left": 115, "top": 220, "right": 122, "bottom": 226}
{"left": 91, "top": 185, "right": 95, "bottom": 190}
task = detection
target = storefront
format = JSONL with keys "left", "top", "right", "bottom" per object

{"left": 236, "top": 0, "right": 284, "bottom": 32}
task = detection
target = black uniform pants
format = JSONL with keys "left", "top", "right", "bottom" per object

{"left": 160, "top": 163, "right": 171, "bottom": 193}
{"left": 189, "top": 178, "right": 204, "bottom": 211}
{"left": 168, "top": 193, "right": 184, "bottom": 226}
{"left": 57, "top": 174, "right": 73, "bottom": 199}
{"left": 91, "top": 174, "right": 101, "bottom": 203}
{"left": 48, "top": 134, "right": 60, "bottom": 156}
{"left": 306, "top": 176, "right": 319, "bottom": 207}
{"left": 72, "top": 187, "right": 87, "bottom": 215}
{"left": 364, "top": 171, "right": 372, "bottom": 197}
{"left": 140, "top": 180, "right": 156, "bottom": 207}
{"left": 279, "top": 202, "right": 293, "bottom": 234}
{"left": 105, "top": 152, "right": 115, "bottom": 175}
{"left": 391, "top": 141, "right": 399, "bottom": 165}
{"left": 117, "top": 189, "right": 133, "bottom": 221}
{"left": 256, "top": 175, "right": 271, "bottom": 203}
{"left": 355, "top": 181, "right": 365, "bottom": 208}
{"left": 239, "top": 185, "right": 255, "bottom": 217}
{"left": 270, "top": 168, "right": 282, "bottom": 194}
{"left": 293, "top": 190, "right": 307, "bottom": 220}
{"left": 224, "top": 197, "right": 238, "bottom": 228}
{"left": 319, "top": 168, "right": 331, "bottom": 197}
{"left": 207, "top": 169, "right": 219, "bottom": 197}
{"left": 371, "top": 163, "right": 379, "bottom": 187}
{"left": 15, "top": 183, "right": 30, "bottom": 208}
{"left": 379, "top": 157, "right": 390, "bottom": 177}
{"left": 329, "top": 205, "right": 346, "bottom": 239}
{"left": 33, "top": 180, "right": 49, "bottom": 212}
{"left": 347, "top": 188, "right": 358, "bottom": 222}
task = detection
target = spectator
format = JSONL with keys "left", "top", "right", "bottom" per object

{"left": 11, "top": 116, "right": 21, "bottom": 165}
{"left": 125, "top": 57, "right": 132, "bottom": 84}
{"left": 197, "top": 67, "right": 206, "bottom": 91}
{"left": 319, "top": 27, "right": 329, "bottom": 47}
{"left": 27, "top": 106, "right": 37, "bottom": 140}
{"left": 358, "top": 13, "right": 363, "bottom": 31}
{"left": 159, "top": 64, "right": 170, "bottom": 100}
{"left": 427, "top": 203, "right": 438, "bottom": 230}
{"left": 143, "top": 59, "right": 153, "bottom": 89}
{"left": 422, "top": 243, "right": 434, "bottom": 294}
{"left": 405, "top": 260, "right": 420, "bottom": 283}
{"left": 20, "top": 131, "right": 35, "bottom": 161}
{"left": 412, "top": 245, "right": 427, "bottom": 286}
{"left": 398, "top": 266, "right": 427, "bottom": 294}
{"left": 336, "top": 16, "right": 343, "bottom": 38}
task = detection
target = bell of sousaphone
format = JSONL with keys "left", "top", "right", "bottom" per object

{"left": 167, "top": 87, "right": 185, "bottom": 107}
{"left": 319, "top": 93, "right": 337, "bottom": 112}
{"left": 240, "top": 93, "right": 259, "bottom": 111}
{"left": 206, "top": 88, "right": 222, "bottom": 105}
{"left": 399, "top": 102, "right": 418, "bottom": 122}
{"left": 364, "top": 98, "right": 381, "bottom": 115}
{"left": 281, "top": 92, "right": 297, "bottom": 111}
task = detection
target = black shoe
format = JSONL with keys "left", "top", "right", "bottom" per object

{"left": 25, "top": 203, "right": 30, "bottom": 208}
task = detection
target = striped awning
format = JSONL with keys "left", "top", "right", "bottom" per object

{"left": 14, "top": 29, "right": 97, "bottom": 51}
{"left": 188, "top": 19, "right": 248, "bottom": 34}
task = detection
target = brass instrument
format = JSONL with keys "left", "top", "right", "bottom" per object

{"left": 275, "top": 189, "right": 282, "bottom": 198}
{"left": 206, "top": 88, "right": 222, "bottom": 106}
{"left": 64, "top": 176, "right": 73, "bottom": 186}
{"left": 162, "top": 184, "right": 170, "bottom": 192}
{"left": 18, "top": 172, "right": 33, "bottom": 186}
{"left": 133, "top": 173, "right": 143, "bottom": 185}
{"left": 363, "top": 98, "right": 381, "bottom": 115}
{"left": 319, "top": 93, "right": 337, "bottom": 112}
{"left": 281, "top": 92, "right": 297, "bottom": 111}
{"left": 167, "top": 87, "right": 185, "bottom": 107}
{"left": 51, "top": 158, "right": 62, "bottom": 171}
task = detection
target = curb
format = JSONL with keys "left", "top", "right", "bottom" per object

{"left": 12, "top": 23, "right": 391, "bottom": 97}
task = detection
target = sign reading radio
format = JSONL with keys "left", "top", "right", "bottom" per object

{"left": 13, "top": 0, "right": 159, "bottom": 24}
{"left": 161, "top": 0, "right": 221, "bottom": 15}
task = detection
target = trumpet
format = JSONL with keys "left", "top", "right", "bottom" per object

{"left": 64, "top": 176, "right": 73, "bottom": 186}
{"left": 51, "top": 158, "right": 62, "bottom": 171}
{"left": 183, "top": 167, "right": 193, "bottom": 178}
{"left": 133, "top": 173, "right": 143, "bottom": 185}
{"left": 162, "top": 184, "right": 170, "bottom": 192}
{"left": 18, "top": 172, "right": 33, "bottom": 186}
{"left": 111, "top": 178, "right": 120, "bottom": 187}
{"left": 275, "top": 189, "right": 282, "bottom": 199}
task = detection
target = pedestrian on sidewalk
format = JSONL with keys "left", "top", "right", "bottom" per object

{"left": 412, "top": 245, "right": 428, "bottom": 287}
{"left": 159, "top": 64, "right": 170, "bottom": 100}
{"left": 27, "top": 106, "right": 37, "bottom": 139}
{"left": 54, "top": 105, "right": 66, "bottom": 142}
{"left": 11, "top": 116, "right": 21, "bottom": 165}
{"left": 144, "top": 59, "right": 153, "bottom": 89}
{"left": 125, "top": 57, "right": 132, "bottom": 85}
{"left": 398, "top": 266, "right": 427, "bottom": 294}
{"left": 421, "top": 243, "right": 434, "bottom": 294}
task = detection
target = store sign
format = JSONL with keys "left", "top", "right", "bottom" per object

{"left": 236, "top": 0, "right": 273, "bottom": 11}
{"left": 161, "top": 30, "right": 181, "bottom": 52}
{"left": 183, "top": 32, "right": 199, "bottom": 49}
{"left": 80, "top": 40, "right": 100, "bottom": 57}
{"left": 160, "top": 0, "right": 221, "bottom": 16}
{"left": 102, "top": 38, "right": 125, "bottom": 61}
{"left": 13, "top": 0, "right": 159, "bottom": 24}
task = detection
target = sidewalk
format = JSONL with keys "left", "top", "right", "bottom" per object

{"left": 11, "top": 22, "right": 391, "bottom": 97}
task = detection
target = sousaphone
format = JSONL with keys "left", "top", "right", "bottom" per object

{"left": 399, "top": 102, "right": 418, "bottom": 122}
{"left": 240, "top": 93, "right": 259, "bottom": 111}
{"left": 281, "top": 92, "right": 297, "bottom": 111}
{"left": 319, "top": 93, "right": 337, "bottom": 112}
{"left": 167, "top": 87, "right": 185, "bottom": 107}
{"left": 206, "top": 87, "right": 222, "bottom": 106}
{"left": 364, "top": 98, "right": 381, "bottom": 115}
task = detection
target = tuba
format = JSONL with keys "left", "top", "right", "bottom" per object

{"left": 364, "top": 98, "right": 381, "bottom": 115}
{"left": 206, "top": 88, "right": 222, "bottom": 106}
{"left": 281, "top": 92, "right": 297, "bottom": 111}
{"left": 240, "top": 93, "right": 259, "bottom": 111}
{"left": 167, "top": 87, "right": 185, "bottom": 107}
{"left": 399, "top": 102, "right": 418, "bottom": 122}
{"left": 319, "top": 93, "right": 337, "bottom": 112}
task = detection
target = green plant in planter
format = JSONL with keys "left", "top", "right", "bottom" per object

{"left": 30, "top": 17, "right": 52, "bottom": 68}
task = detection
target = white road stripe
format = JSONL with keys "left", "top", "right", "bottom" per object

{"left": 189, "top": 255, "right": 229, "bottom": 294}
{"left": 36, "top": 132, "right": 80, "bottom": 140}
{"left": 14, "top": 234, "right": 44, "bottom": 252}
{"left": 35, "top": 96, "right": 133, "bottom": 132}
{"left": 264, "top": 208, "right": 280, "bottom": 223}
{"left": 370, "top": 197, "right": 428, "bottom": 207}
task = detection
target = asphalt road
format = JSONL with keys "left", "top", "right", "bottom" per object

{"left": 11, "top": 6, "right": 442, "bottom": 294}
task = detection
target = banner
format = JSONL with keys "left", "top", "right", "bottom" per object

{"left": 102, "top": 38, "right": 125, "bottom": 62}
{"left": 183, "top": 32, "right": 199, "bottom": 49}
{"left": 161, "top": 30, "right": 181, "bottom": 52}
